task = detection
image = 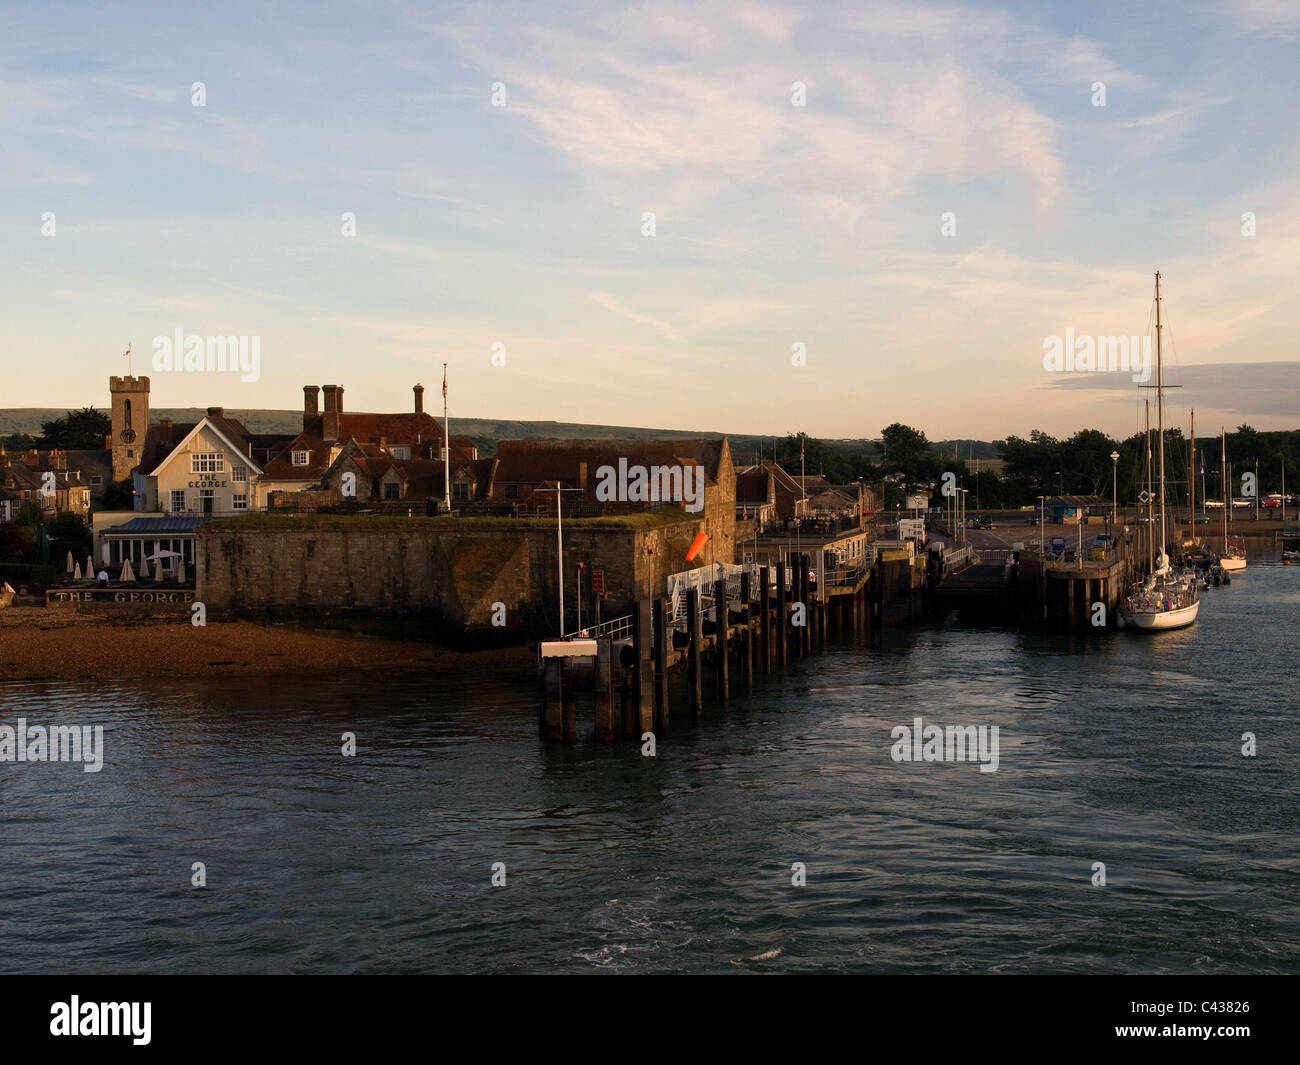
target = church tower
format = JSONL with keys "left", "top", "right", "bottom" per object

{"left": 109, "top": 375, "right": 150, "bottom": 481}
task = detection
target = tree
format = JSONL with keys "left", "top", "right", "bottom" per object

{"left": 0, "top": 522, "right": 30, "bottom": 564}
{"left": 879, "top": 423, "right": 941, "bottom": 483}
{"left": 103, "top": 477, "right": 135, "bottom": 510}
{"left": 38, "top": 408, "right": 111, "bottom": 450}
{"left": 1064, "top": 429, "right": 1123, "bottom": 496}
{"left": 14, "top": 499, "right": 44, "bottom": 527}
{"left": 0, "top": 432, "right": 37, "bottom": 452}
{"left": 46, "top": 511, "right": 92, "bottom": 556}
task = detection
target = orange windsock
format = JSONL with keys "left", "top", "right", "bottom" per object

{"left": 685, "top": 532, "right": 709, "bottom": 562}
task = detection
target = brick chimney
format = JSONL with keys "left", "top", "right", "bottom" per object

{"left": 303, "top": 385, "right": 320, "bottom": 431}
{"left": 321, "top": 384, "right": 340, "bottom": 441}
{"left": 207, "top": 406, "right": 224, "bottom": 419}
{"left": 413, "top": 384, "right": 424, "bottom": 414}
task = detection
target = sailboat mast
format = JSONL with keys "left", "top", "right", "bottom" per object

{"left": 1222, "top": 428, "right": 1229, "bottom": 549}
{"left": 1145, "top": 399, "right": 1153, "bottom": 571}
{"left": 1189, "top": 409, "right": 1196, "bottom": 529}
{"left": 1155, "top": 271, "right": 1167, "bottom": 565}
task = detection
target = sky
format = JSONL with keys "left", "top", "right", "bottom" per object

{"left": 3, "top": 0, "right": 1298, "bottom": 443}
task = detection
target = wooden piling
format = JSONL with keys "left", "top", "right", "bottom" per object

{"left": 686, "top": 586, "right": 703, "bottom": 715}
{"left": 652, "top": 597, "right": 669, "bottom": 729}
{"left": 759, "top": 566, "right": 771, "bottom": 674}
{"left": 634, "top": 599, "right": 654, "bottom": 734}
{"left": 797, "top": 555, "right": 809, "bottom": 656}
{"left": 714, "top": 578, "right": 730, "bottom": 702}
{"left": 740, "top": 571, "right": 754, "bottom": 688}
{"left": 541, "top": 657, "right": 564, "bottom": 741}
{"left": 776, "top": 561, "right": 788, "bottom": 666}
{"left": 594, "top": 639, "right": 615, "bottom": 740}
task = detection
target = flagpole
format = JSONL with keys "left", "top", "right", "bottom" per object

{"left": 442, "top": 363, "right": 451, "bottom": 512}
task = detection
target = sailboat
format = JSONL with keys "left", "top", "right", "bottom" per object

{"left": 1121, "top": 272, "right": 1200, "bottom": 631}
{"left": 1218, "top": 429, "right": 1247, "bottom": 572}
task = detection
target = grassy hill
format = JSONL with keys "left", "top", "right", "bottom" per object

{"left": 4, "top": 408, "right": 1003, "bottom": 463}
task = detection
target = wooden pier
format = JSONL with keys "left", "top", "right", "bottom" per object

{"left": 539, "top": 550, "right": 889, "bottom": 740}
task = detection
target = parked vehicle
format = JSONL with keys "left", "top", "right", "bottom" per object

{"left": 1232, "top": 498, "right": 1253, "bottom": 509}
{"left": 1204, "top": 499, "right": 1225, "bottom": 510}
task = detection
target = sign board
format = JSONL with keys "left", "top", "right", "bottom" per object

{"left": 906, "top": 493, "right": 929, "bottom": 511}
{"left": 899, "top": 518, "right": 926, "bottom": 540}
{"left": 539, "top": 639, "right": 599, "bottom": 659}
{"left": 591, "top": 569, "right": 606, "bottom": 598}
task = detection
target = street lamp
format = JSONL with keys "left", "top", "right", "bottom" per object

{"left": 1110, "top": 450, "right": 1120, "bottom": 539}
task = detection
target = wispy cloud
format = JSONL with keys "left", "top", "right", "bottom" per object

{"left": 590, "top": 292, "right": 681, "bottom": 341}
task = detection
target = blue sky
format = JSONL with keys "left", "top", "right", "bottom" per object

{"left": 3, "top": 0, "right": 1298, "bottom": 440}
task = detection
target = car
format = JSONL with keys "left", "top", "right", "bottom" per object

{"left": 1025, "top": 515, "right": 1040, "bottom": 526}
{"left": 1204, "top": 499, "right": 1225, "bottom": 510}
{"left": 969, "top": 516, "right": 993, "bottom": 530}
{"left": 1232, "top": 498, "right": 1253, "bottom": 509}
{"left": 1263, "top": 496, "right": 1281, "bottom": 509}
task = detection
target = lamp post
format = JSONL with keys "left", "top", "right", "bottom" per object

{"left": 1110, "top": 450, "right": 1120, "bottom": 540}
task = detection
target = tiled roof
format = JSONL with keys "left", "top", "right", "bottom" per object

{"left": 492, "top": 438, "right": 726, "bottom": 500}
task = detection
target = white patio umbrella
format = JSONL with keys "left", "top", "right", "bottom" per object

{"left": 120, "top": 559, "right": 136, "bottom": 582}
{"left": 144, "top": 550, "right": 183, "bottom": 562}
{"left": 176, "top": 560, "right": 186, "bottom": 584}
{"left": 66, "top": 551, "right": 74, "bottom": 573}
{"left": 73, "top": 562, "right": 82, "bottom": 580}
{"left": 140, "top": 559, "right": 152, "bottom": 580}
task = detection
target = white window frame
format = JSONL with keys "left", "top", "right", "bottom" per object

{"left": 390, "top": 445, "right": 410, "bottom": 461}
{"left": 291, "top": 450, "right": 310, "bottom": 467}
{"left": 170, "top": 490, "right": 186, "bottom": 513}
{"left": 232, "top": 493, "right": 248, "bottom": 511}
{"left": 231, "top": 464, "right": 247, "bottom": 483}
{"left": 191, "top": 452, "right": 225, "bottom": 474}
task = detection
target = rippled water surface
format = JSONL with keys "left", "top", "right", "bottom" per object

{"left": 2, "top": 567, "right": 1298, "bottom": 973}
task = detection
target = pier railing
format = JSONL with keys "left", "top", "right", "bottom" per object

{"left": 563, "top": 614, "right": 633, "bottom": 641}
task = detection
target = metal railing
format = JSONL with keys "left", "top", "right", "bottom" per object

{"left": 562, "top": 614, "right": 633, "bottom": 641}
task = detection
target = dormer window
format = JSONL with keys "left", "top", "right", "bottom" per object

{"left": 391, "top": 445, "right": 410, "bottom": 461}
{"left": 291, "top": 450, "right": 310, "bottom": 466}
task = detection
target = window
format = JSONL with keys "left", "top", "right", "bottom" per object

{"left": 453, "top": 482, "right": 469, "bottom": 501}
{"left": 391, "top": 445, "right": 410, "bottom": 460}
{"left": 384, "top": 482, "right": 401, "bottom": 500}
{"left": 232, "top": 493, "right": 248, "bottom": 511}
{"left": 170, "top": 490, "right": 186, "bottom": 512}
{"left": 91, "top": 476, "right": 103, "bottom": 487}
{"left": 505, "top": 484, "right": 518, "bottom": 499}
{"left": 191, "top": 452, "right": 225, "bottom": 474}
{"left": 231, "top": 464, "right": 247, "bottom": 482}
{"left": 291, "top": 451, "right": 310, "bottom": 466}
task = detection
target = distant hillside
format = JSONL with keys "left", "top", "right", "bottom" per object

{"left": 0, "top": 408, "right": 858, "bottom": 459}
{"left": 2, "top": 408, "right": 1003, "bottom": 462}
